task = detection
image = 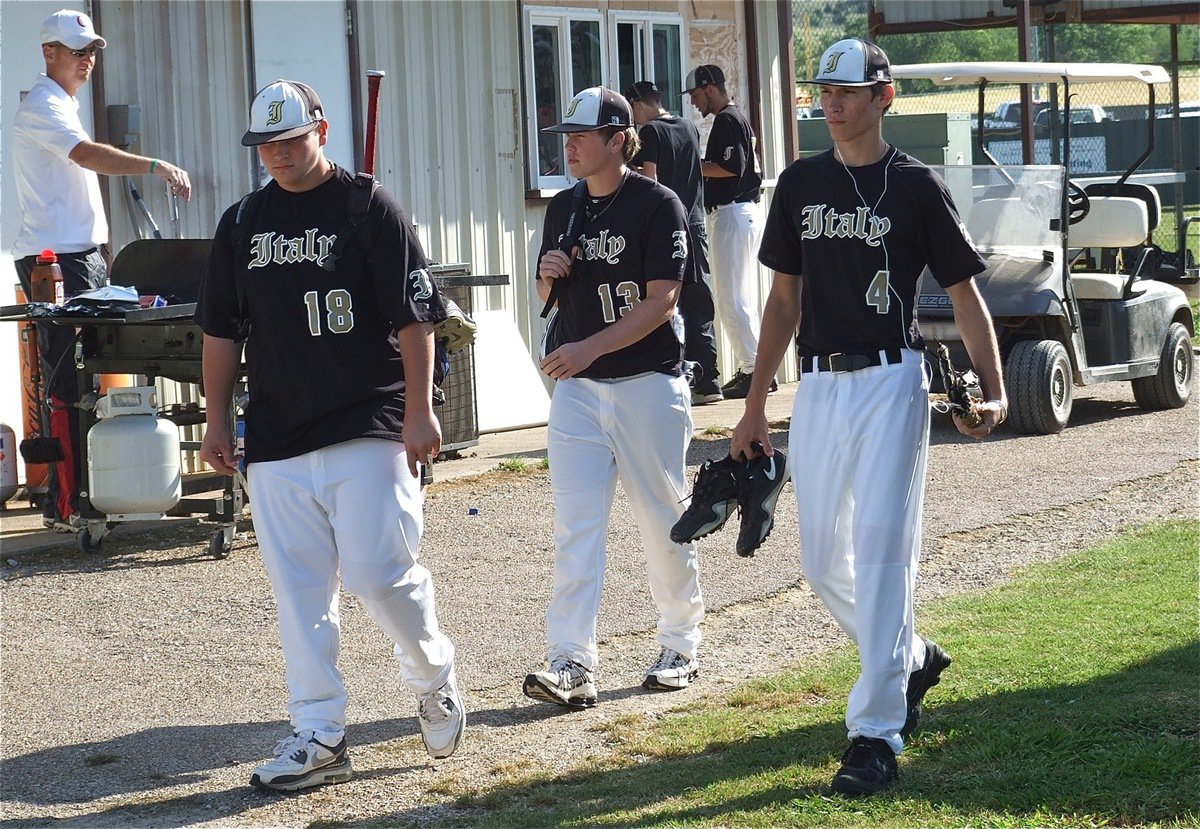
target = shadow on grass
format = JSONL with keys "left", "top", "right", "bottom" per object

{"left": 371, "top": 643, "right": 1198, "bottom": 828}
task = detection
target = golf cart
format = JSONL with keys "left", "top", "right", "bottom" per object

{"left": 890, "top": 62, "right": 1195, "bottom": 434}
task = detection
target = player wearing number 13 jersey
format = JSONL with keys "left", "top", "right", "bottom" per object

{"left": 197, "top": 80, "right": 463, "bottom": 792}
{"left": 732, "top": 41, "right": 1006, "bottom": 795}
{"left": 522, "top": 88, "right": 705, "bottom": 710}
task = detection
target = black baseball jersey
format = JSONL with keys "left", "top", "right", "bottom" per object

{"left": 703, "top": 103, "right": 761, "bottom": 208}
{"left": 632, "top": 115, "right": 705, "bottom": 226}
{"left": 196, "top": 166, "right": 446, "bottom": 463}
{"left": 538, "top": 171, "right": 691, "bottom": 379}
{"left": 758, "top": 147, "right": 986, "bottom": 356}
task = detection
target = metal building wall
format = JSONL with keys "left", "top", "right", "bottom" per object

{"left": 95, "top": 1, "right": 254, "bottom": 250}
{"left": 355, "top": 0, "right": 538, "bottom": 343}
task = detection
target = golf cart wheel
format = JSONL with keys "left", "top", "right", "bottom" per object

{"left": 1132, "top": 322, "right": 1194, "bottom": 410}
{"left": 1005, "top": 339, "right": 1074, "bottom": 434}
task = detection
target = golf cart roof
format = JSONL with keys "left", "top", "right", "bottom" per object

{"left": 890, "top": 62, "right": 1170, "bottom": 86}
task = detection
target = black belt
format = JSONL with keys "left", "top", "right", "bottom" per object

{"left": 800, "top": 349, "right": 905, "bottom": 374}
{"left": 707, "top": 195, "right": 760, "bottom": 214}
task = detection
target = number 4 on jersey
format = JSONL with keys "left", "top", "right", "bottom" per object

{"left": 865, "top": 269, "right": 891, "bottom": 314}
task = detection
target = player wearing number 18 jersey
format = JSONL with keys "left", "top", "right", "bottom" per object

{"left": 197, "top": 80, "right": 463, "bottom": 791}
{"left": 522, "top": 87, "right": 705, "bottom": 709}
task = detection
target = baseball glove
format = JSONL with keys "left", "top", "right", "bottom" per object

{"left": 927, "top": 342, "right": 983, "bottom": 428}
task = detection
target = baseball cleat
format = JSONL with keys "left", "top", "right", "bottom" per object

{"left": 523, "top": 658, "right": 597, "bottom": 708}
{"left": 418, "top": 674, "right": 467, "bottom": 759}
{"left": 642, "top": 647, "right": 700, "bottom": 691}
{"left": 721, "top": 370, "right": 778, "bottom": 400}
{"left": 902, "top": 637, "right": 952, "bottom": 739}
{"left": 671, "top": 456, "right": 739, "bottom": 543}
{"left": 831, "top": 736, "right": 898, "bottom": 796}
{"left": 733, "top": 449, "right": 790, "bottom": 557}
{"left": 249, "top": 730, "right": 353, "bottom": 792}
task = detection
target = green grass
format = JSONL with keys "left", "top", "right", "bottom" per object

{"left": 496, "top": 457, "right": 549, "bottom": 473}
{"left": 415, "top": 520, "right": 1200, "bottom": 828}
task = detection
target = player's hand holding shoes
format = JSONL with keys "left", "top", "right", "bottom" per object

{"left": 671, "top": 445, "right": 790, "bottom": 557}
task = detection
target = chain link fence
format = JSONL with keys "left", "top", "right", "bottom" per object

{"left": 790, "top": 0, "right": 1198, "bottom": 257}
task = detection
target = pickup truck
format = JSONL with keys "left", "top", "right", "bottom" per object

{"left": 1034, "top": 104, "right": 1112, "bottom": 127}
{"left": 982, "top": 99, "right": 1049, "bottom": 130}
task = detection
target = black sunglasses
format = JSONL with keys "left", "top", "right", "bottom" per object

{"left": 52, "top": 43, "right": 100, "bottom": 58}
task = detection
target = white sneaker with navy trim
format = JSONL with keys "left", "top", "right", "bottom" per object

{"left": 249, "top": 730, "right": 352, "bottom": 791}
{"left": 418, "top": 675, "right": 466, "bottom": 759}
{"left": 643, "top": 647, "right": 700, "bottom": 691}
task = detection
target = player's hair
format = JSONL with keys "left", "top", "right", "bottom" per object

{"left": 602, "top": 126, "right": 641, "bottom": 163}
{"left": 638, "top": 90, "right": 663, "bottom": 107}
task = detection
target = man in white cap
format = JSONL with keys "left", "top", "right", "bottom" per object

{"left": 521, "top": 86, "right": 704, "bottom": 710}
{"left": 11, "top": 9, "right": 192, "bottom": 533}
{"left": 731, "top": 37, "right": 1006, "bottom": 795}
{"left": 196, "top": 79, "right": 465, "bottom": 791}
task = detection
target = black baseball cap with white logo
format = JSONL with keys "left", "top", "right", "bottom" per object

{"left": 625, "top": 81, "right": 659, "bottom": 102}
{"left": 242, "top": 80, "right": 325, "bottom": 146}
{"left": 683, "top": 65, "right": 725, "bottom": 92}
{"left": 542, "top": 87, "right": 632, "bottom": 133}
{"left": 805, "top": 38, "right": 892, "bottom": 87}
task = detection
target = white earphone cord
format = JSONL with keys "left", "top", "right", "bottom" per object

{"left": 838, "top": 146, "right": 915, "bottom": 350}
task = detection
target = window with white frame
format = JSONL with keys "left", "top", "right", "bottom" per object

{"left": 523, "top": 7, "right": 685, "bottom": 191}
{"left": 611, "top": 12, "right": 685, "bottom": 118}
{"left": 525, "top": 8, "right": 604, "bottom": 191}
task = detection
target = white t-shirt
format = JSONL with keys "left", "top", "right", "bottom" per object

{"left": 11, "top": 75, "right": 108, "bottom": 259}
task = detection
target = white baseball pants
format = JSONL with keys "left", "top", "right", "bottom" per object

{"left": 248, "top": 438, "right": 455, "bottom": 742}
{"left": 707, "top": 201, "right": 764, "bottom": 373}
{"left": 788, "top": 350, "right": 930, "bottom": 754}
{"left": 545, "top": 373, "right": 704, "bottom": 669}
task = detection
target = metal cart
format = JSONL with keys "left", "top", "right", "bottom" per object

{"left": 1, "top": 239, "right": 243, "bottom": 557}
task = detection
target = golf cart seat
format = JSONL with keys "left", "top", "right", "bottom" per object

{"left": 1069, "top": 197, "right": 1150, "bottom": 301}
{"left": 966, "top": 198, "right": 1026, "bottom": 249}
{"left": 1083, "top": 181, "right": 1160, "bottom": 232}
{"left": 1070, "top": 196, "right": 1148, "bottom": 250}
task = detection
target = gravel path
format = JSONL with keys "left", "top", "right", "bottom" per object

{"left": 2, "top": 384, "right": 1196, "bottom": 828}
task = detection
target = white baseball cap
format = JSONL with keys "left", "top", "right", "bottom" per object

{"left": 542, "top": 87, "right": 632, "bottom": 133}
{"left": 40, "top": 9, "right": 106, "bottom": 50}
{"left": 242, "top": 80, "right": 325, "bottom": 146}
{"left": 806, "top": 38, "right": 892, "bottom": 87}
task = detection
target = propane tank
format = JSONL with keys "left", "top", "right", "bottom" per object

{"left": 0, "top": 423, "right": 18, "bottom": 506}
{"left": 87, "top": 387, "right": 181, "bottom": 519}
{"left": 29, "top": 250, "right": 64, "bottom": 305}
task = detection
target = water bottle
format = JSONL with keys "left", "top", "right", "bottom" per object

{"left": 29, "top": 250, "right": 64, "bottom": 305}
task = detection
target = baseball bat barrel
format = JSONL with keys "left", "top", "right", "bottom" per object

{"left": 364, "top": 70, "right": 385, "bottom": 175}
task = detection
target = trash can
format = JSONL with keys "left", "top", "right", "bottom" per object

{"left": 429, "top": 265, "right": 508, "bottom": 455}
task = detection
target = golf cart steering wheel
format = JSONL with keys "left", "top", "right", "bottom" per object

{"left": 1067, "top": 181, "right": 1091, "bottom": 224}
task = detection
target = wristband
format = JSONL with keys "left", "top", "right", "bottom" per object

{"left": 987, "top": 399, "right": 1008, "bottom": 420}
{"left": 149, "top": 159, "right": 158, "bottom": 174}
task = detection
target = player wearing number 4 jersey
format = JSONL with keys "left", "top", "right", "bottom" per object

{"left": 523, "top": 87, "right": 704, "bottom": 709}
{"left": 197, "top": 80, "right": 463, "bottom": 792}
{"left": 731, "top": 40, "right": 1006, "bottom": 796}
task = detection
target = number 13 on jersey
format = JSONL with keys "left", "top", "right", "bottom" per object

{"left": 304, "top": 288, "right": 356, "bottom": 335}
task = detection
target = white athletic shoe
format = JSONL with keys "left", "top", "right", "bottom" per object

{"left": 523, "top": 657, "right": 598, "bottom": 708}
{"left": 418, "top": 675, "right": 466, "bottom": 759}
{"left": 249, "top": 730, "right": 352, "bottom": 791}
{"left": 642, "top": 647, "right": 700, "bottom": 691}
